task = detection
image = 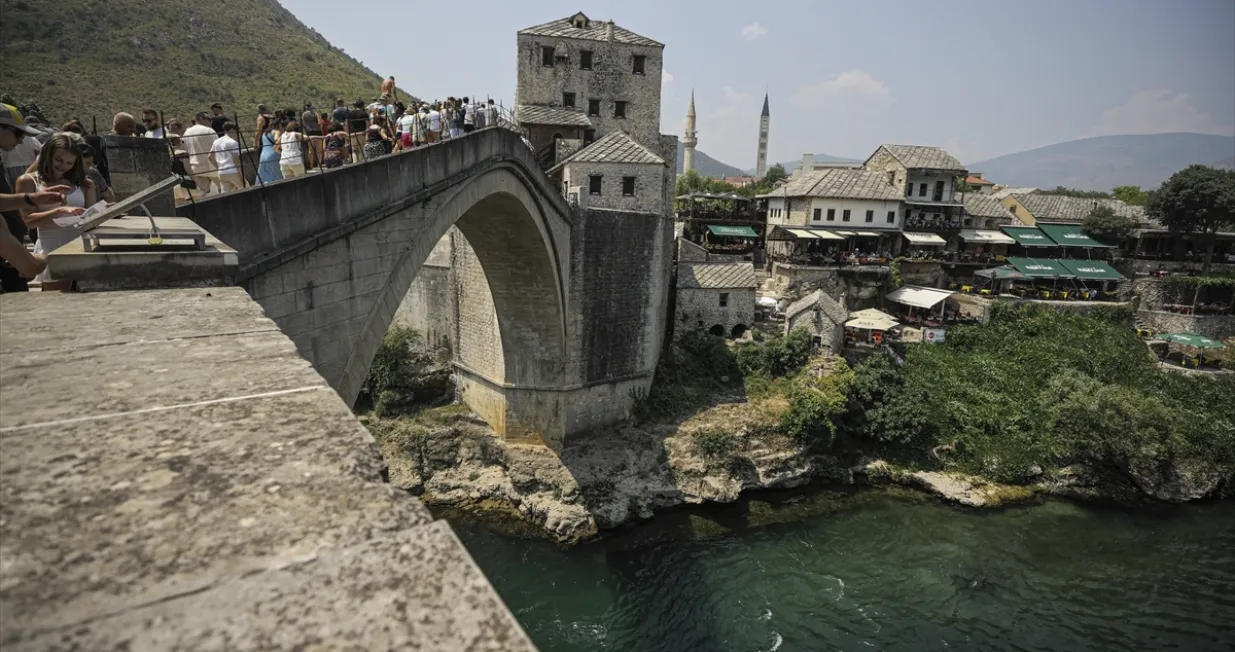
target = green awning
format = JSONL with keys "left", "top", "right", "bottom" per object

{"left": 1057, "top": 259, "right": 1123, "bottom": 281}
{"left": 1002, "top": 226, "right": 1055, "bottom": 247}
{"left": 1006, "top": 257, "right": 1075, "bottom": 279}
{"left": 1157, "top": 332, "right": 1226, "bottom": 349}
{"left": 1038, "top": 224, "right": 1115, "bottom": 248}
{"left": 707, "top": 224, "right": 758, "bottom": 238}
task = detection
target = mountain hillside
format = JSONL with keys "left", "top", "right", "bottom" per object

{"left": 1214, "top": 156, "right": 1235, "bottom": 170}
{"left": 772, "top": 153, "right": 859, "bottom": 175}
{"left": 969, "top": 133, "right": 1235, "bottom": 191}
{"left": 675, "top": 142, "right": 747, "bottom": 177}
{"left": 0, "top": 0, "right": 402, "bottom": 127}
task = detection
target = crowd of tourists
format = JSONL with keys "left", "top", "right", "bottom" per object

{"left": 0, "top": 75, "right": 512, "bottom": 292}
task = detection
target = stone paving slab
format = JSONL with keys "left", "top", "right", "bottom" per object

{"left": 0, "top": 288, "right": 536, "bottom": 651}
{"left": 10, "top": 521, "right": 534, "bottom": 652}
{"left": 0, "top": 287, "right": 275, "bottom": 353}
{"left": 0, "top": 331, "right": 325, "bottom": 428}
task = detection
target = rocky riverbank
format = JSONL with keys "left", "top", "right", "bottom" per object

{"left": 363, "top": 399, "right": 1230, "bottom": 545}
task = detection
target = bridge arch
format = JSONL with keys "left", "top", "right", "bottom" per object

{"left": 334, "top": 162, "right": 572, "bottom": 443}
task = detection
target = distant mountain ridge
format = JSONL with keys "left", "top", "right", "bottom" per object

{"left": 970, "top": 133, "right": 1235, "bottom": 191}
{"left": 675, "top": 142, "right": 748, "bottom": 178}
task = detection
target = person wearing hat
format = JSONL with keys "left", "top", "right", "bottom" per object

{"left": 0, "top": 104, "right": 82, "bottom": 289}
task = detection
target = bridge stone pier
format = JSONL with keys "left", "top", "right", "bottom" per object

{"left": 182, "top": 127, "right": 673, "bottom": 448}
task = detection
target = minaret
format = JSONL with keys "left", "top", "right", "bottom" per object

{"left": 755, "top": 93, "right": 770, "bottom": 178}
{"left": 682, "top": 90, "right": 697, "bottom": 174}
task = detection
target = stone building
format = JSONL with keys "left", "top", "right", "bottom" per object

{"left": 548, "top": 130, "right": 668, "bottom": 213}
{"left": 517, "top": 12, "right": 665, "bottom": 164}
{"left": 961, "top": 193, "right": 1016, "bottom": 229}
{"left": 863, "top": 145, "right": 967, "bottom": 235}
{"left": 1000, "top": 193, "right": 1146, "bottom": 226}
{"left": 675, "top": 261, "right": 757, "bottom": 339}
{"left": 783, "top": 289, "right": 848, "bottom": 353}
{"left": 518, "top": 11, "right": 677, "bottom": 217}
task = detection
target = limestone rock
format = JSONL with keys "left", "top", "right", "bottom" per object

{"left": 1123, "top": 459, "right": 1226, "bottom": 503}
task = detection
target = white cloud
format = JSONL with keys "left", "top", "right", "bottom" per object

{"left": 790, "top": 70, "right": 891, "bottom": 109}
{"left": 662, "top": 69, "right": 673, "bottom": 85}
{"left": 741, "top": 22, "right": 768, "bottom": 41}
{"left": 1087, "top": 90, "right": 1235, "bottom": 137}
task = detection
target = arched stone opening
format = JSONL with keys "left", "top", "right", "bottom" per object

{"left": 337, "top": 164, "right": 571, "bottom": 446}
{"left": 730, "top": 324, "right": 748, "bottom": 339}
{"left": 708, "top": 324, "right": 725, "bottom": 337}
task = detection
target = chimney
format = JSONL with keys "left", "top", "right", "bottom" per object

{"left": 606, "top": 21, "right": 614, "bottom": 42}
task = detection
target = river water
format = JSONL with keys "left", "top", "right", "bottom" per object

{"left": 451, "top": 489, "right": 1235, "bottom": 652}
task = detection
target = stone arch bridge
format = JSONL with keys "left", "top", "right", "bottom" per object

{"left": 182, "top": 127, "right": 672, "bottom": 449}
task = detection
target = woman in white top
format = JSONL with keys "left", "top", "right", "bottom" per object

{"left": 15, "top": 133, "right": 95, "bottom": 290}
{"left": 276, "top": 121, "right": 307, "bottom": 178}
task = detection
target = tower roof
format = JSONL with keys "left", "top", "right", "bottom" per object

{"left": 519, "top": 12, "right": 663, "bottom": 47}
{"left": 687, "top": 90, "right": 695, "bottom": 117}
{"left": 761, "top": 93, "right": 769, "bottom": 118}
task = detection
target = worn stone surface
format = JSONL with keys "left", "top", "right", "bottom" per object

{"left": 0, "top": 288, "right": 535, "bottom": 651}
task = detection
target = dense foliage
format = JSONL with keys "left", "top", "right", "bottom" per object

{"left": 1081, "top": 205, "right": 1138, "bottom": 244}
{"left": 1146, "top": 165, "right": 1235, "bottom": 273}
{"left": 894, "top": 304, "right": 1235, "bottom": 481}
{"left": 1038, "top": 186, "right": 1113, "bottom": 199}
{"left": 361, "top": 326, "right": 424, "bottom": 417}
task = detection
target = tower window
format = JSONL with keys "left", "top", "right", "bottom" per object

{"left": 614, "top": 101, "right": 627, "bottom": 118}
{"left": 632, "top": 55, "right": 646, "bottom": 75}
{"left": 589, "top": 175, "right": 602, "bottom": 195}
{"left": 580, "top": 50, "right": 593, "bottom": 70}
{"left": 541, "top": 46, "right": 555, "bottom": 67}
{"left": 562, "top": 92, "right": 576, "bottom": 108}
{"left": 719, "top": 292, "right": 729, "bottom": 307}
{"left": 622, "top": 176, "right": 636, "bottom": 196}
{"left": 584, "top": 129, "right": 596, "bottom": 144}
{"left": 588, "top": 99, "right": 600, "bottom": 116}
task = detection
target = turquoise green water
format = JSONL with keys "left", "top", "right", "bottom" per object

{"left": 452, "top": 490, "right": 1235, "bottom": 652}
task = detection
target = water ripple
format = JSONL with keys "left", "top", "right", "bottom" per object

{"left": 457, "top": 495, "right": 1235, "bottom": 652}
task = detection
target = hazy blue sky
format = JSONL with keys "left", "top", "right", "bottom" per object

{"left": 283, "top": 0, "right": 1235, "bottom": 167}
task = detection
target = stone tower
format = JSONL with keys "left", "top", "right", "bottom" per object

{"left": 682, "top": 90, "right": 697, "bottom": 174}
{"left": 755, "top": 92, "right": 770, "bottom": 178}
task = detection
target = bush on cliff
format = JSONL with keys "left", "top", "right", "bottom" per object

{"left": 897, "top": 304, "right": 1235, "bottom": 483}
{"left": 836, "top": 355, "right": 934, "bottom": 457}
{"left": 632, "top": 331, "right": 743, "bottom": 423}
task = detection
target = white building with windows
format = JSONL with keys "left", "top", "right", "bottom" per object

{"left": 759, "top": 167, "right": 905, "bottom": 256}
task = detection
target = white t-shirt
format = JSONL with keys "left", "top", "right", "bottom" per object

{"left": 279, "top": 131, "right": 303, "bottom": 165}
{"left": 463, "top": 103, "right": 475, "bottom": 126}
{"left": 428, "top": 110, "right": 441, "bottom": 132}
{"left": 144, "top": 127, "right": 165, "bottom": 139}
{"left": 210, "top": 135, "right": 240, "bottom": 174}
{"left": 398, "top": 114, "right": 416, "bottom": 135}
{"left": 181, "top": 124, "right": 218, "bottom": 169}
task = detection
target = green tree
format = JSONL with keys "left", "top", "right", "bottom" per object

{"left": 1038, "top": 186, "right": 1112, "bottom": 199}
{"left": 955, "top": 175, "right": 973, "bottom": 194}
{"left": 1081, "top": 204, "right": 1138, "bottom": 244}
{"left": 675, "top": 169, "right": 738, "bottom": 197}
{"left": 763, "top": 163, "right": 788, "bottom": 186}
{"left": 1146, "top": 165, "right": 1235, "bottom": 274}
{"left": 1111, "top": 185, "right": 1148, "bottom": 206}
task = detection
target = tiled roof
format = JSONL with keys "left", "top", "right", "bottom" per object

{"left": 677, "top": 262, "right": 757, "bottom": 289}
{"left": 875, "top": 145, "right": 966, "bottom": 172}
{"left": 966, "top": 176, "right": 995, "bottom": 186}
{"left": 516, "top": 105, "right": 592, "bottom": 127}
{"left": 785, "top": 289, "right": 848, "bottom": 325}
{"left": 1010, "top": 193, "right": 1148, "bottom": 224}
{"left": 963, "top": 193, "right": 1014, "bottom": 219}
{"left": 549, "top": 130, "right": 665, "bottom": 172}
{"left": 991, "top": 186, "right": 1037, "bottom": 199}
{"left": 519, "top": 13, "right": 663, "bottom": 47}
{"left": 756, "top": 168, "right": 902, "bottom": 201}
